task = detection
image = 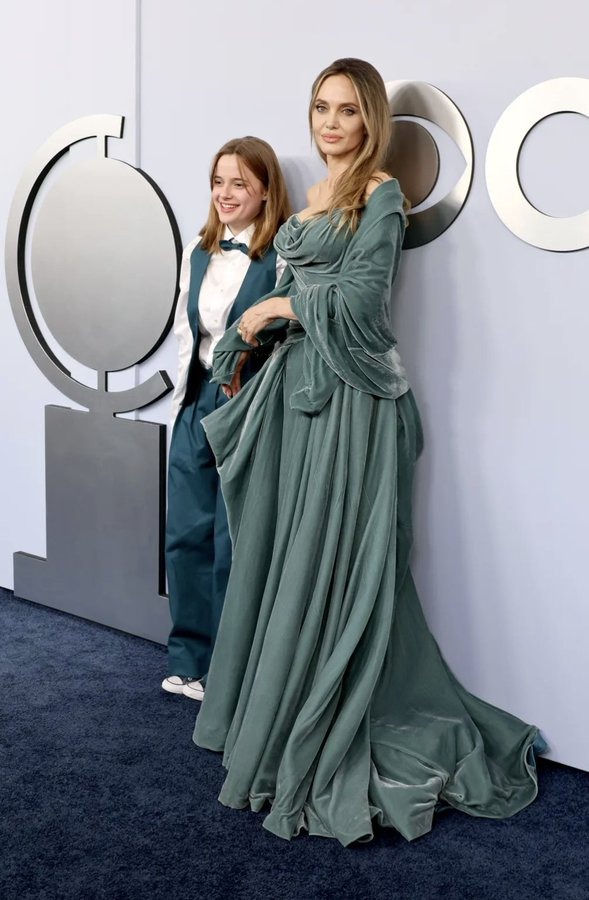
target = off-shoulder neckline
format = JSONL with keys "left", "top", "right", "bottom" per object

{"left": 291, "top": 178, "right": 401, "bottom": 225}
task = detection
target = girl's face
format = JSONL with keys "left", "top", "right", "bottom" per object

{"left": 311, "top": 74, "right": 366, "bottom": 164}
{"left": 212, "top": 154, "right": 267, "bottom": 235}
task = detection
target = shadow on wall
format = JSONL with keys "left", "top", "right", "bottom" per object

{"left": 392, "top": 225, "right": 522, "bottom": 708}
{"left": 279, "top": 156, "right": 326, "bottom": 212}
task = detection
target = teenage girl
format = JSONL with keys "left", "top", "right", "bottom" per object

{"left": 163, "top": 136, "right": 291, "bottom": 699}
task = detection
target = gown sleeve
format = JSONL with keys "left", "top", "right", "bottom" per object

{"left": 288, "top": 181, "right": 409, "bottom": 412}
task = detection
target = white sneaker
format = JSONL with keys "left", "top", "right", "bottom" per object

{"left": 183, "top": 679, "right": 205, "bottom": 701}
{"left": 162, "top": 675, "right": 192, "bottom": 695}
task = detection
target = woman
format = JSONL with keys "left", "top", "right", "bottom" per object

{"left": 193, "top": 60, "right": 544, "bottom": 843}
{"left": 163, "top": 137, "right": 290, "bottom": 700}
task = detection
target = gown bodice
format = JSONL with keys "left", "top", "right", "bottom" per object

{"left": 274, "top": 212, "right": 351, "bottom": 282}
{"left": 210, "top": 179, "right": 410, "bottom": 414}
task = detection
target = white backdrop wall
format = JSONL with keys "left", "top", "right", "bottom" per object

{"left": 1, "top": 0, "right": 588, "bottom": 771}
{"left": 0, "top": 0, "right": 139, "bottom": 605}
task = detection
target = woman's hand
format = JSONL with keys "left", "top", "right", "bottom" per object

{"left": 236, "top": 297, "right": 297, "bottom": 347}
{"left": 225, "top": 299, "right": 297, "bottom": 397}
{"left": 236, "top": 299, "right": 278, "bottom": 347}
{"left": 221, "top": 351, "right": 249, "bottom": 399}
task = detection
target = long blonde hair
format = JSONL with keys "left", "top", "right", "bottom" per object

{"left": 308, "top": 58, "right": 392, "bottom": 232}
{"left": 200, "top": 136, "right": 291, "bottom": 259}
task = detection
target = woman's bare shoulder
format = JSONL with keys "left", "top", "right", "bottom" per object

{"left": 365, "top": 172, "right": 393, "bottom": 198}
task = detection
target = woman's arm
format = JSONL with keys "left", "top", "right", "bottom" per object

{"left": 237, "top": 296, "right": 298, "bottom": 346}
{"left": 221, "top": 254, "right": 295, "bottom": 395}
{"left": 286, "top": 179, "right": 409, "bottom": 409}
{"left": 208, "top": 265, "right": 296, "bottom": 387}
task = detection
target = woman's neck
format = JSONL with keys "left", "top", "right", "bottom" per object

{"left": 325, "top": 156, "right": 352, "bottom": 190}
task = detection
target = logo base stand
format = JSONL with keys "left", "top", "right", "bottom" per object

{"left": 13, "top": 405, "right": 171, "bottom": 644}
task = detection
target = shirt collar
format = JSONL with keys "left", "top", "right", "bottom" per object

{"left": 222, "top": 223, "right": 255, "bottom": 247}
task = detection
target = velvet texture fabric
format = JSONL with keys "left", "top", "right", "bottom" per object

{"left": 193, "top": 180, "right": 544, "bottom": 845}
{"left": 208, "top": 180, "right": 409, "bottom": 412}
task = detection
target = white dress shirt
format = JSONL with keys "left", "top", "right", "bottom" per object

{"left": 170, "top": 225, "right": 286, "bottom": 423}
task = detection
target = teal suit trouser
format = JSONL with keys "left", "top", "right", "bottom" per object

{"left": 165, "top": 370, "right": 230, "bottom": 678}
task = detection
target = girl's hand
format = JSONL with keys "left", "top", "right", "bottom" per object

{"left": 221, "top": 351, "right": 249, "bottom": 399}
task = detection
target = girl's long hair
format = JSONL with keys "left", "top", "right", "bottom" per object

{"left": 200, "top": 136, "right": 291, "bottom": 259}
{"left": 308, "top": 58, "right": 393, "bottom": 232}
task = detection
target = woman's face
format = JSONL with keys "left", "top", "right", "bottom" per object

{"left": 212, "top": 154, "right": 267, "bottom": 235}
{"left": 311, "top": 74, "right": 366, "bottom": 164}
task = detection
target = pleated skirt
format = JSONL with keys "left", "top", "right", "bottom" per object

{"left": 193, "top": 336, "right": 543, "bottom": 845}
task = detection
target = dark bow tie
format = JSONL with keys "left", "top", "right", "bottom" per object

{"left": 219, "top": 239, "right": 249, "bottom": 255}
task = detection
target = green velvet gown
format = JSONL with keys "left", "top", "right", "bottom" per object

{"left": 192, "top": 180, "right": 544, "bottom": 845}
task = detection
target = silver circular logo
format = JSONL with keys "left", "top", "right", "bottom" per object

{"left": 32, "top": 156, "right": 177, "bottom": 373}
{"left": 385, "top": 81, "right": 474, "bottom": 249}
{"left": 5, "top": 114, "right": 180, "bottom": 413}
{"left": 485, "top": 77, "right": 589, "bottom": 252}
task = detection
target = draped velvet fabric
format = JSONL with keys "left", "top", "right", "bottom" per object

{"left": 208, "top": 179, "right": 408, "bottom": 414}
{"left": 193, "top": 180, "right": 544, "bottom": 845}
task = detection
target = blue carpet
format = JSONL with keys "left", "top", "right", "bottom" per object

{"left": 1, "top": 588, "right": 588, "bottom": 900}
